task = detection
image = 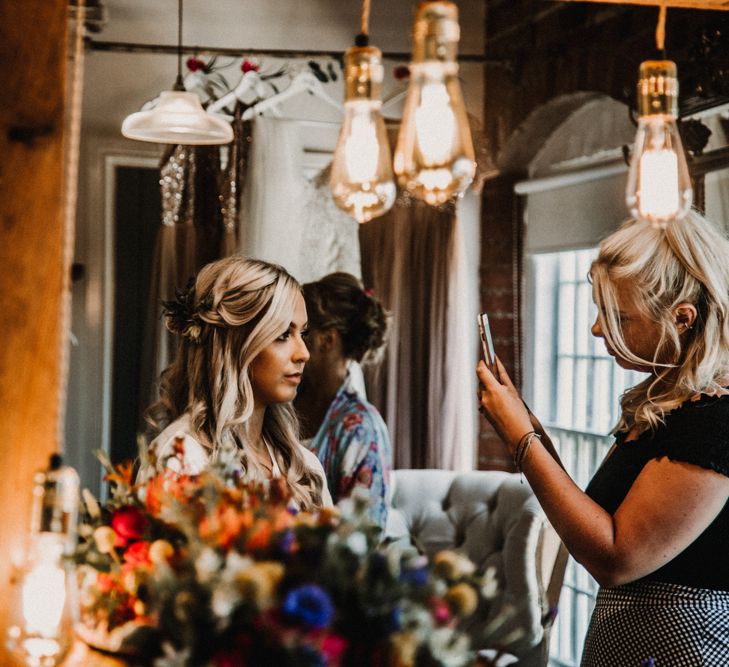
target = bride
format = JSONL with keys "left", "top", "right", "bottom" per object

{"left": 140, "top": 256, "right": 332, "bottom": 511}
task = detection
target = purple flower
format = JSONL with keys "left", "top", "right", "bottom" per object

{"left": 641, "top": 660, "right": 656, "bottom": 667}
{"left": 281, "top": 585, "right": 334, "bottom": 630}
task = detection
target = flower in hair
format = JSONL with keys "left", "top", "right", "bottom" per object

{"left": 364, "top": 287, "right": 375, "bottom": 298}
{"left": 162, "top": 279, "right": 204, "bottom": 343}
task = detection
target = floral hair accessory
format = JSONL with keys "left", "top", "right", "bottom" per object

{"left": 162, "top": 278, "right": 206, "bottom": 343}
{"left": 364, "top": 287, "right": 375, "bottom": 298}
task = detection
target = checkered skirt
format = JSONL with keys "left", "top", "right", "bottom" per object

{"left": 581, "top": 580, "right": 729, "bottom": 666}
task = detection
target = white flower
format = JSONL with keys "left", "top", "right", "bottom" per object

{"left": 195, "top": 547, "right": 222, "bottom": 583}
{"left": 211, "top": 583, "right": 240, "bottom": 620}
{"left": 346, "top": 531, "right": 368, "bottom": 556}
{"left": 480, "top": 565, "right": 499, "bottom": 599}
{"left": 153, "top": 642, "right": 191, "bottom": 667}
{"left": 428, "top": 627, "right": 472, "bottom": 667}
{"left": 82, "top": 489, "right": 101, "bottom": 520}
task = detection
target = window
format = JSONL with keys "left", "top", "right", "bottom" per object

{"left": 526, "top": 248, "right": 644, "bottom": 667}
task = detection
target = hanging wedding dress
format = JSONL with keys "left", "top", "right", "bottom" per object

{"left": 238, "top": 116, "right": 361, "bottom": 283}
{"left": 238, "top": 117, "right": 305, "bottom": 277}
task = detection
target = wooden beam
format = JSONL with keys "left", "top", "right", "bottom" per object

{"left": 0, "top": 0, "right": 67, "bottom": 656}
{"left": 557, "top": 0, "right": 729, "bottom": 10}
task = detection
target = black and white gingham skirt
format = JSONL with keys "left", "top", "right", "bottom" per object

{"left": 581, "top": 581, "right": 729, "bottom": 666}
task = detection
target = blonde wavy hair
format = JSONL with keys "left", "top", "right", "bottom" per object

{"left": 146, "top": 256, "right": 323, "bottom": 510}
{"left": 590, "top": 210, "right": 729, "bottom": 434}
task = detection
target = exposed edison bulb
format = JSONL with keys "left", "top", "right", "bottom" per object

{"left": 331, "top": 45, "right": 395, "bottom": 223}
{"left": 626, "top": 60, "right": 692, "bottom": 228}
{"left": 394, "top": 0, "right": 475, "bottom": 205}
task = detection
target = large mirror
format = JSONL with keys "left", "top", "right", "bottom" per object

{"left": 66, "top": 0, "right": 488, "bottom": 495}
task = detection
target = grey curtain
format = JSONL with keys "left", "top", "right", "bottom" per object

{"left": 359, "top": 193, "right": 473, "bottom": 470}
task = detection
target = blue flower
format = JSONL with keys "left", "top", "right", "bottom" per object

{"left": 278, "top": 529, "right": 296, "bottom": 554}
{"left": 641, "top": 659, "right": 656, "bottom": 667}
{"left": 400, "top": 561, "right": 428, "bottom": 586}
{"left": 281, "top": 585, "right": 334, "bottom": 630}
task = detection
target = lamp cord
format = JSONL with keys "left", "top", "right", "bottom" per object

{"left": 655, "top": 2, "right": 667, "bottom": 55}
{"left": 361, "top": 0, "right": 371, "bottom": 36}
{"left": 355, "top": 0, "right": 371, "bottom": 46}
{"left": 174, "top": 0, "right": 185, "bottom": 90}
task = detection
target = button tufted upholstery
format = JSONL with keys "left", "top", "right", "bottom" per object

{"left": 386, "top": 469, "right": 567, "bottom": 666}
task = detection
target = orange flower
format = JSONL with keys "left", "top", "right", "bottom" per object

{"left": 104, "top": 460, "right": 134, "bottom": 488}
{"left": 245, "top": 519, "right": 273, "bottom": 551}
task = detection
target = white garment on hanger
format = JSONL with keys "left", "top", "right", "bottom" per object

{"left": 297, "top": 169, "right": 362, "bottom": 283}
{"left": 239, "top": 116, "right": 363, "bottom": 283}
{"left": 239, "top": 117, "right": 305, "bottom": 277}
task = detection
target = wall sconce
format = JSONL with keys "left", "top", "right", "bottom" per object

{"left": 394, "top": 0, "right": 475, "bottom": 205}
{"left": 6, "top": 455, "right": 80, "bottom": 666}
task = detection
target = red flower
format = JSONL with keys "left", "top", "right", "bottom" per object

{"left": 393, "top": 65, "right": 410, "bottom": 81}
{"left": 241, "top": 59, "right": 260, "bottom": 73}
{"left": 111, "top": 506, "right": 148, "bottom": 546}
{"left": 186, "top": 57, "right": 206, "bottom": 72}
{"left": 123, "top": 540, "right": 152, "bottom": 567}
{"left": 430, "top": 596, "right": 452, "bottom": 625}
{"left": 321, "top": 633, "right": 348, "bottom": 664}
{"left": 96, "top": 572, "right": 115, "bottom": 593}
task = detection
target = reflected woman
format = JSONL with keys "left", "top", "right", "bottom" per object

{"left": 141, "top": 256, "right": 331, "bottom": 511}
{"left": 295, "top": 273, "right": 392, "bottom": 528}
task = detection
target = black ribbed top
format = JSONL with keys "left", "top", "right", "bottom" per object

{"left": 586, "top": 393, "right": 729, "bottom": 590}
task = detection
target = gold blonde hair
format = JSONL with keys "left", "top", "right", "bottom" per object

{"left": 147, "top": 256, "right": 323, "bottom": 509}
{"left": 590, "top": 211, "right": 729, "bottom": 434}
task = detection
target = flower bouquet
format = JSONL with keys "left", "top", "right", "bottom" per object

{"left": 75, "top": 443, "right": 512, "bottom": 666}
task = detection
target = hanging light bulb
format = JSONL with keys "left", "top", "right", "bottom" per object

{"left": 331, "top": 39, "right": 395, "bottom": 223}
{"left": 625, "top": 60, "right": 692, "bottom": 228}
{"left": 121, "top": 0, "right": 232, "bottom": 145}
{"left": 394, "top": 0, "right": 475, "bottom": 205}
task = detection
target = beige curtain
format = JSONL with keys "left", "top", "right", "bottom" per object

{"left": 359, "top": 194, "right": 473, "bottom": 470}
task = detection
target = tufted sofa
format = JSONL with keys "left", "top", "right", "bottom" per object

{"left": 385, "top": 469, "right": 568, "bottom": 666}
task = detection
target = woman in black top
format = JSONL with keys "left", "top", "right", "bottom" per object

{"left": 477, "top": 211, "right": 729, "bottom": 666}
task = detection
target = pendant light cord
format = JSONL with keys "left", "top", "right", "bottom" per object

{"left": 174, "top": 0, "right": 185, "bottom": 90}
{"left": 355, "top": 0, "right": 371, "bottom": 46}
{"left": 655, "top": 3, "right": 667, "bottom": 56}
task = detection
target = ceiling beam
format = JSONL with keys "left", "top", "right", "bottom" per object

{"left": 556, "top": 0, "right": 729, "bottom": 10}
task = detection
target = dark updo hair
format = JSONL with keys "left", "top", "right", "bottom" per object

{"left": 303, "top": 273, "right": 388, "bottom": 364}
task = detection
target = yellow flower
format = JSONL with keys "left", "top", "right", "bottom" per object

{"left": 236, "top": 561, "right": 284, "bottom": 609}
{"left": 388, "top": 631, "right": 418, "bottom": 667}
{"left": 93, "top": 526, "right": 117, "bottom": 554}
{"left": 149, "top": 540, "right": 174, "bottom": 564}
{"left": 432, "top": 550, "right": 475, "bottom": 581}
{"left": 445, "top": 583, "right": 479, "bottom": 618}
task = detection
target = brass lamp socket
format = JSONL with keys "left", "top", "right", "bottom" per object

{"left": 412, "top": 0, "right": 460, "bottom": 63}
{"left": 344, "top": 45, "right": 384, "bottom": 102}
{"left": 637, "top": 59, "right": 678, "bottom": 118}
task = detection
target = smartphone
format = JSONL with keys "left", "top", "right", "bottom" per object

{"left": 477, "top": 312, "right": 496, "bottom": 373}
